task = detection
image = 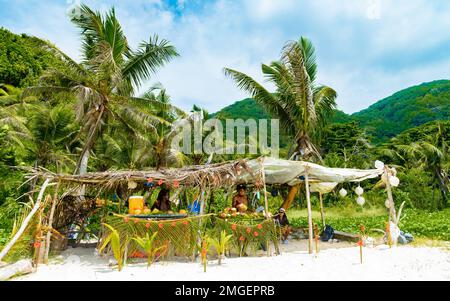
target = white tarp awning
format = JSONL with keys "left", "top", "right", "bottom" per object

{"left": 243, "top": 157, "right": 382, "bottom": 193}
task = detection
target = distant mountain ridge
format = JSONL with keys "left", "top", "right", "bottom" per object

{"left": 214, "top": 80, "right": 450, "bottom": 143}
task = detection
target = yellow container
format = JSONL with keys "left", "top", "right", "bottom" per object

{"left": 128, "top": 196, "right": 144, "bottom": 214}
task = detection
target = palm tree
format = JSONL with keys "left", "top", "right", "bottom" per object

{"left": 382, "top": 122, "right": 449, "bottom": 208}
{"left": 225, "top": 37, "right": 337, "bottom": 209}
{"left": 92, "top": 84, "right": 188, "bottom": 170}
{"left": 26, "top": 104, "right": 79, "bottom": 172}
{"left": 0, "top": 85, "right": 32, "bottom": 151}
{"left": 141, "top": 84, "right": 188, "bottom": 169}
{"left": 224, "top": 37, "right": 337, "bottom": 161}
{"left": 23, "top": 4, "right": 179, "bottom": 175}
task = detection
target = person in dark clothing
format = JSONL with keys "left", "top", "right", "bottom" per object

{"left": 151, "top": 188, "right": 172, "bottom": 212}
{"left": 274, "top": 208, "right": 291, "bottom": 244}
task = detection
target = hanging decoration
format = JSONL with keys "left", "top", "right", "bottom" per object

{"left": 356, "top": 196, "right": 365, "bottom": 206}
{"left": 339, "top": 188, "right": 348, "bottom": 197}
{"left": 144, "top": 178, "right": 154, "bottom": 188}
{"left": 389, "top": 176, "right": 400, "bottom": 187}
{"left": 355, "top": 185, "right": 364, "bottom": 196}
{"left": 385, "top": 199, "right": 391, "bottom": 208}
{"left": 127, "top": 180, "right": 137, "bottom": 190}
{"left": 374, "top": 160, "right": 385, "bottom": 170}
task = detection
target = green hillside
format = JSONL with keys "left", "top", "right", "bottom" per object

{"left": 215, "top": 80, "right": 450, "bottom": 144}
{"left": 0, "top": 27, "right": 66, "bottom": 87}
{"left": 353, "top": 80, "right": 450, "bottom": 142}
{"left": 211, "top": 98, "right": 270, "bottom": 120}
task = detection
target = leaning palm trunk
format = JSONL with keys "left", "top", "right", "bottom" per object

{"left": 282, "top": 134, "right": 322, "bottom": 210}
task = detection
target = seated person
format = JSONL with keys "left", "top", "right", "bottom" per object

{"left": 151, "top": 188, "right": 172, "bottom": 212}
{"left": 274, "top": 208, "right": 291, "bottom": 244}
{"left": 232, "top": 184, "right": 248, "bottom": 212}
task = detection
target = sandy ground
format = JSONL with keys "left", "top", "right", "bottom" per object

{"left": 13, "top": 239, "right": 450, "bottom": 281}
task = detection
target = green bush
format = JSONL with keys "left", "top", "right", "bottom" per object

{"left": 290, "top": 208, "right": 450, "bottom": 241}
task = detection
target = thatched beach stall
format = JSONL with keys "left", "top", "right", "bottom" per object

{"left": 0, "top": 157, "right": 391, "bottom": 270}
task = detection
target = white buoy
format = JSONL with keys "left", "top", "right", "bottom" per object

{"left": 389, "top": 176, "right": 400, "bottom": 187}
{"left": 355, "top": 186, "right": 364, "bottom": 196}
{"left": 385, "top": 199, "right": 391, "bottom": 208}
{"left": 374, "top": 160, "right": 385, "bottom": 169}
{"left": 339, "top": 188, "right": 348, "bottom": 197}
{"left": 356, "top": 196, "right": 365, "bottom": 206}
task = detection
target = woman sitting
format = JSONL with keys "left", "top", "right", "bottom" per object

{"left": 151, "top": 188, "right": 172, "bottom": 212}
{"left": 232, "top": 184, "right": 248, "bottom": 212}
{"left": 274, "top": 208, "right": 291, "bottom": 244}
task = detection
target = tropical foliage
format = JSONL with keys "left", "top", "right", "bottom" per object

{"left": 0, "top": 4, "right": 449, "bottom": 258}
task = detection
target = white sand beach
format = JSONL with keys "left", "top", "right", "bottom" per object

{"left": 13, "top": 241, "right": 450, "bottom": 281}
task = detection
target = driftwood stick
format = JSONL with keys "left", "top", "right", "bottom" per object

{"left": 44, "top": 181, "right": 60, "bottom": 264}
{"left": 319, "top": 192, "right": 326, "bottom": 230}
{"left": 0, "top": 260, "right": 34, "bottom": 281}
{"left": 0, "top": 178, "right": 51, "bottom": 263}
{"left": 304, "top": 167, "right": 314, "bottom": 254}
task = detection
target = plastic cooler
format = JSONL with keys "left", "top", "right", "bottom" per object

{"left": 128, "top": 196, "right": 144, "bottom": 214}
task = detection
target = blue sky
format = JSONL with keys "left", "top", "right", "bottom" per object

{"left": 1, "top": 0, "right": 450, "bottom": 114}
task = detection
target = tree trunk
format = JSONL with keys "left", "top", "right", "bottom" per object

{"left": 74, "top": 106, "right": 105, "bottom": 175}
{"left": 283, "top": 134, "right": 322, "bottom": 210}
{"left": 78, "top": 149, "right": 90, "bottom": 175}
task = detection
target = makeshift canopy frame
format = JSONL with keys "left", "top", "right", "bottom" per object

{"left": 1, "top": 156, "right": 387, "bottom": 262}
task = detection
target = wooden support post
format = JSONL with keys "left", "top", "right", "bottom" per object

{"left": 304, "top": 168, "right": 313, "bottom": 254}
{"left": 44, "top": 181, "right": 60, "bottom": 264}
{"left": 0, "top": 178, "right": 51, "bottom": 263}
{"left": 260, "top": 157, "right": 269, "bottom": 219}
{"left": 319, "top": 192, "right": 326, "bottom": 230}
{"left": 384, "top": 166, "right": 397, "bottom": 224}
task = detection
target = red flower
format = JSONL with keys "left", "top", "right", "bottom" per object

{"left": 33, "top": 241, "right": 41, "bottom": 248}
{"left": 257, "top": 224, "right": 263, "bottom": 230}
{"left": 246, "top": 227, "right": 251, "bottom": 234}
{"left": 182, "top": 221, "right": 188, "bottom": 226}
{"left": 239, "top": 236, "right": 245, "bottom": 241}
{"left": 171, "top": 222, "right": 177, "bottom": 227}
{"left": 158, "top": 179, "right": 164, "bottom": 186}
{"left": 231, "top": 224, "right": 237, "bottom": 231}
{"left": 253, "top": 231, "right": 259, "bottom": 237}
{"left": 357, "top": 240, "right": 363, "bottom": 247}
{"left": 158, "top": 223, "right": 164, "bottom": 229}
{"left": 123, "top": 217, "right": 129, "bottom": 223}
{"left": 134, "top": 219, "right": 139, "bottom": 224}
{"left": 145, "top": 223, "right": 150, "bottom": 229}
{"left": 173, "top": 180, "right": 180, "bottom": 188}
{"left": 147, "top": 177, "right": 153, "bottom": 183}
{"left": 360, "top": 224, "right": 365, "bottom": 233}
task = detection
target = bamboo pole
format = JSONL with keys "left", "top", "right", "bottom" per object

{"left": 319, "top": 192, "right": 326, "bottom": 230}
{"left": 0, "top": 178, "right": 51, "bottom": 262}
{"left": 44, "top": 181, "right": 60, "bottom": 264}
{"left": 260, "top": 157, "right": 271, "bottom": 256}
{"left": 304, "top": 168, "right": 313, "bottom": 254}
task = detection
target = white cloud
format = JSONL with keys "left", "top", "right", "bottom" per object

{"left": 1, "top": 0, "right": 449, "bottom": 114}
